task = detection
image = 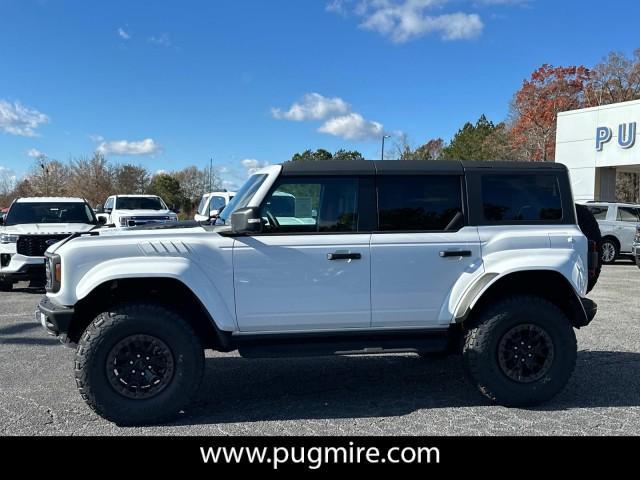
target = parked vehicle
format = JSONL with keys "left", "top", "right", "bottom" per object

{"left": 633, "top": 225, "right": 640, "bottom": 268}
{"left": 193, "top": 191, "right": 235, "bottom": 222}
{"left": 37, "top": 160, "right": 599, "bottom": 425}
{"left": 584, "top": 202, "right": 640, "bottom": 264}
{"left": 0, "top": 197, "right": 98, "bottom": 291}
{"left": 95, "top": 195, "right": 178, "bottom": 228}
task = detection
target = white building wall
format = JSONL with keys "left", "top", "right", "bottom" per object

{"left": 556, "top": 99, "right": 640, "bottom": 201}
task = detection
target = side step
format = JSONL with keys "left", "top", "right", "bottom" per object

{"left": 234, "top": 329, "right": 451, "bottom": 359}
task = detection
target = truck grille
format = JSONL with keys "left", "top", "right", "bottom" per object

{"left": 16, "top": 235, "right": 69, "bottom": 257}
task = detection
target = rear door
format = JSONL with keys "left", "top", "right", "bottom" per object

{"left": 616, "top": 206, "right": 640, "bottom": 252}
{"left": 370, "top": 174, "right": 482, "bottom": 328}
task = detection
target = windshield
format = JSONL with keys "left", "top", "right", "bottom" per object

{"left": 5, "top": 202, "right": 97, "bottom": 226}
{"left": 116, "top": 196, "right": 167, "bottom": 210}
{"left": 197, "top": 195, "right": 209, "bottom": 215}
{"left": 217, "top": 174, "right": 267, "bottom": 224}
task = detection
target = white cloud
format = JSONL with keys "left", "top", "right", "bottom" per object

{"left": 148, "top": 33, "right": 172, "bottom": 47}
{"left": 95, "top": 138, "right": 161, "bottom": 156}
{"left": 272, "top": 93, "right": 349, "bottom": 121}
{"left": 318, "top": 113, "right": 384, "bottom": 140}
{"left": 273, "top": 93, "right": 385, "bottom": 141}
{"left": 27, "top": 148, "right": 45, "bottom": 158}
{"left": 241, "top": 159, "right": 270, "bottom": 176}
{"left": 117, "top": 27, "right": 130, "bottom": 40}
{"left": 328, "top": 0, "right": 484, "bottom": 42}
{"left": 0, "top": 100, "right": 49, "bottom": 137}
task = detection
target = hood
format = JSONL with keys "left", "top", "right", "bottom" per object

{"left": 1, "top": 223, "right": 96, "bottom": 235}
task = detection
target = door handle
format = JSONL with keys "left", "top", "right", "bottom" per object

{"left": 440, "top": 250, "right": 472, "bottom": 258}
{"left": 327, "top": 252, "right": 362, "bottom": 261}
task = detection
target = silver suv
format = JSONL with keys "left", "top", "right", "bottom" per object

{"left": 584, "top": 202, "right": 640, "bottom": 264}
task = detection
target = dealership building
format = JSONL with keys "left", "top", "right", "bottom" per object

{"left": 556, "top": 99, "right": 640, "bottom": 202}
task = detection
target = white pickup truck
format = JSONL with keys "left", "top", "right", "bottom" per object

{"left": 96, "top": 194, "right": 178, "bottom": 228}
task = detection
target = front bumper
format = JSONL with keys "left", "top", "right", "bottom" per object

{"left": 0, "top": 261, "right": 45, "bottom": 283}
{"left": 36, "top": 296, "right": 74, "bottom": 338}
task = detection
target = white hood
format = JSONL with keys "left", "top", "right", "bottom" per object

{"left": 1, "top": 223, "right": 96, "bottom": 235}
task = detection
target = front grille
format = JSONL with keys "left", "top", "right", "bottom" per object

{"left": 16, "top": 235, "right": 69, "bottom": 257}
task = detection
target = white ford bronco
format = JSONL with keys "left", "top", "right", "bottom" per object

{"left": 37, "top": 160, "right": 599, "bottom": 425}
{"left": 0, "top": 197, "right": 99, "bottom": 291}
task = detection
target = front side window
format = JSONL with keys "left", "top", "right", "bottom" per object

{"left": 261, "top": 177, "right": 359, "bottom": 233}
{"left": 617, "top": 206, "right": 640, "bottom": 222}
{"left": 377, "top": 175, "right": 463, "bottom": 231}
{"left": 197, "top": 195, "right": 209, "bottom": 215}
{"left": 104, "top": 197, "right": 114, "bottom": 210}
{"left": 5, "top": 202, "right": 96, "bottom": 225}
{"left": 587, "top": 206, "right": 608, "bottom": 220}
{"left": 482, "top": 174, "right": 562, "bottom": 222}
{"left": 116, "top": 196, "right": 167, "bottom": 210}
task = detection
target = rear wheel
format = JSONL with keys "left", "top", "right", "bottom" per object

{"left": 601, "top": 238, "right": 618, "bottom": 264}
{"left": 74, "top": 302, "right": 204, "bottom": 425}
{"left": 462, "top": 295, "right": 576, "bottom": 407}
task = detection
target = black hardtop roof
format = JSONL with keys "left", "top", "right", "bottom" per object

{"left": 280, "top": 160, "right": 568, "bottom": 176}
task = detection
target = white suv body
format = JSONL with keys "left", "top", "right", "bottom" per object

{"left": 193, "top": 191, "right": 235, "bottom": 222}
{"left": 0, "top": 197, "right": 97, "bottom": 289}
{"left": 584, "top": 202, "right": 640, "bottom": 263}
{"left": 37, "top": 161, "right": 598, "bottom": 424}
{"left": 96, "top": 194, "right": 178, "bottom": 228}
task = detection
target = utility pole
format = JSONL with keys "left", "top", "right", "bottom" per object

{"left": 209, "top": 158, "right": 213, "bottom": 192}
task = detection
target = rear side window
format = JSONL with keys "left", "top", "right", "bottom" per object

{"left": 587, "top": 206, "right": 608, "bottom": 220}
{"left": 617, "top": 207, "right": 640, "bottom": 222}
{"left": 481, "top": 174, "right": 562, "bottom": 222}
{"left": 377, "top": 175, "right": 463, "bottom": 231}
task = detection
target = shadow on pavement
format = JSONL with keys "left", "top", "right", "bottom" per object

{"left": 169, "top": 350, "right": 640, "bottom": 426}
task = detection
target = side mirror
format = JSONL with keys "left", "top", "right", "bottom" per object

{"left": 0, "top": 215, "right": 4, "bottom": 226}
{"left": 95, "top": 204, "right": 104, "bottom": 214}
{"left": 231, "top": 207, "right": 262, "bottom": 234}
{"left": 97, "top": 217, "right": 107, "bottom": 225}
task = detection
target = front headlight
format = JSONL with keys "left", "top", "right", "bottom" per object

{"left": 0, "top": 233, "right": 18, "bottom": 244}
{"left": 45, "top": 253, "right": 62, "bottom": 293}
{"left": 119, "top": 216, "right": 132, "bottom": 227}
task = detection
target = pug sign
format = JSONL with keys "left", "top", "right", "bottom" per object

{"left": 596, "top": 122, "right": 637, "bottom": 151}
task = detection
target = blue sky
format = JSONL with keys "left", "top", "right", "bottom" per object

{"left": 1, "top": 0, "right": 639, "bottom": 189}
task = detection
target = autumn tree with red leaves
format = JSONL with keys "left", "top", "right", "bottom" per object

{"left": 510, "top": 64, "right": 590, "bottom": 161}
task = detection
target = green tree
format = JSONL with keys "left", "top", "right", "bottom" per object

{"left": 441, "top": 115, "right": 503, "bottom": 161}
{"left": 147, "top": 173, "right": 185, "bottom": 210}
{"left": 291, "top": 149, "right": 334, "bottom": 162}
{"left": 332, "top": 149, "right": 364, "bottom": 161}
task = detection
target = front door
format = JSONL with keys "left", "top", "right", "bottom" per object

{"left": 233, "top": 176, "right": 371, "bottom": 332}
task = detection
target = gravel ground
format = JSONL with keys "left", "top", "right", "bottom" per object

{"left": 1, "top": 261, "right": 639, "bottom": 436}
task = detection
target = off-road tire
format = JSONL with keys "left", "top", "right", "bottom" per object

{"left": 575, "top": 203, "right": 602, "bottom": 292}
{"left": 74, "top": 302, "right": 204, "bottom": 425}
{"left": 462, "top": 295, "right": 577, "bottom": 407}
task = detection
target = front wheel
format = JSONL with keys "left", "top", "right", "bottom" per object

{"left": 74, "top": 303, "right": 204, "bottom": 425}
{"left": 601, "top": 239, "right": 618, "bottom": 264}
{"left": 462, "top": 295, "right": 576, "bottom": 407}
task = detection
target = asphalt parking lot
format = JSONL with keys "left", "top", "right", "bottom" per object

{"left": 1, "top": 262, "right": 639, "bottom": 436}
